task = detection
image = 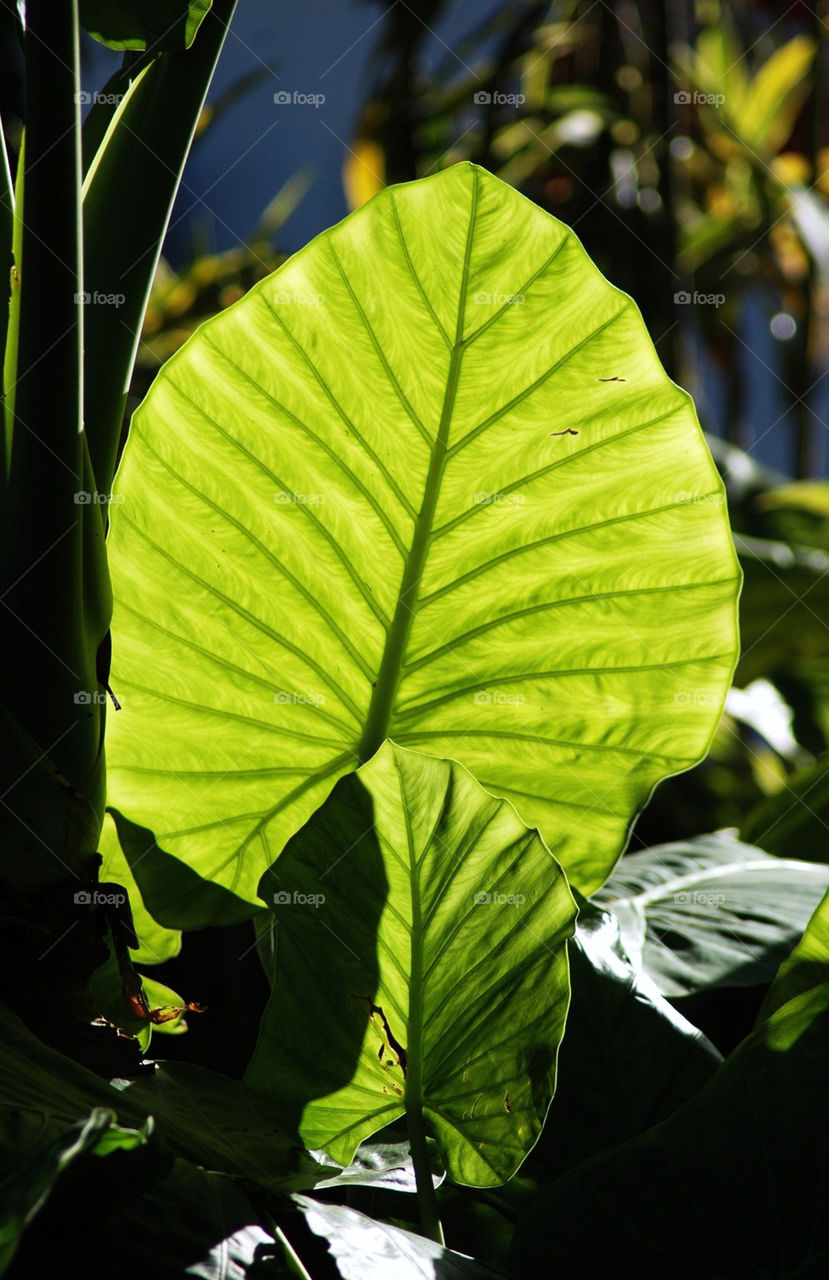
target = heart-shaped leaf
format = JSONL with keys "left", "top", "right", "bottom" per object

{"left": 244, "top": 741, "right": 577, "bottom": 1187}
{"left": 105, "top": 161, "right": 739, "bottom": 918}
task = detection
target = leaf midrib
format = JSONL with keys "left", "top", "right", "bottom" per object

{"left": 356, "top": 168, "right": 479, "bottom": 762}
{"left": 616, "top": 857, "right": 829, "bottom": 910}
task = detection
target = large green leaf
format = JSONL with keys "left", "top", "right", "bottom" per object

{"left": 105, "top": 161, "right": 740, "bottom": 917}
{"left": 595, "top": 832, "right": 829, "bottom": 996}
{"left": 244, "top": 742, "right": 577, "bottom": 1187}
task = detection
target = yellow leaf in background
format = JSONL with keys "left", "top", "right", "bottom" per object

{"left": 771, "top": 153, "right": 812, "bottom": 186}
{"left": 695, "top": 22, "right": 749, "bottom": 113}
{"left": 734, "top": 35, "right": 816, "bottom": 156}
{"left": 343, "top": 139, "right": 385, "bottom": 210}
{"left": 756, "top": 483, "right": 829, "bottom": 519}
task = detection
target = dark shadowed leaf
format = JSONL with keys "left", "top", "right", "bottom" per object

{"left": 510, "top": 977, "right": 829, "bottom": 1277}
{"left": 596, "top": 832, "right": 829, "bottom": 995}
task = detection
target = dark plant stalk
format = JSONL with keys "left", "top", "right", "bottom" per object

{"left": 2, "top": 0, "right": 107, "bottom": 828}
{"left": 407, "top": 1099, "right": 444, "bottom": 1244}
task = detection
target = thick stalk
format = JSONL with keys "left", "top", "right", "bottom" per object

{"left": 2, "top": 0, "right": 107, "bottom": 863}
{"left": 405, "top": 853, "right": 444, "bottom": 1245}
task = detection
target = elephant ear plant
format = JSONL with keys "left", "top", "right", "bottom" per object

{"left": 98, "top": 163, "right": 738, "bottom": 1240}
{"left": 2, "top": 68, "right": 745, "bottom": 1265}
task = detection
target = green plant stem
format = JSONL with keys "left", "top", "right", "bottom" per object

{"left": 407, "top": 1099, "right": 444, "bottom": 1245}
{"left": 405, "top": 837, "right": 444, "bottom": 1246}
{"left": 0, "top": 106, "right": 13, "bottom": 444}
{"left": 81, "top": 0, "right": 238, "bottom": 497}
{"left": 273, "top": 1227, "right": 314, "bottom": 1280}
